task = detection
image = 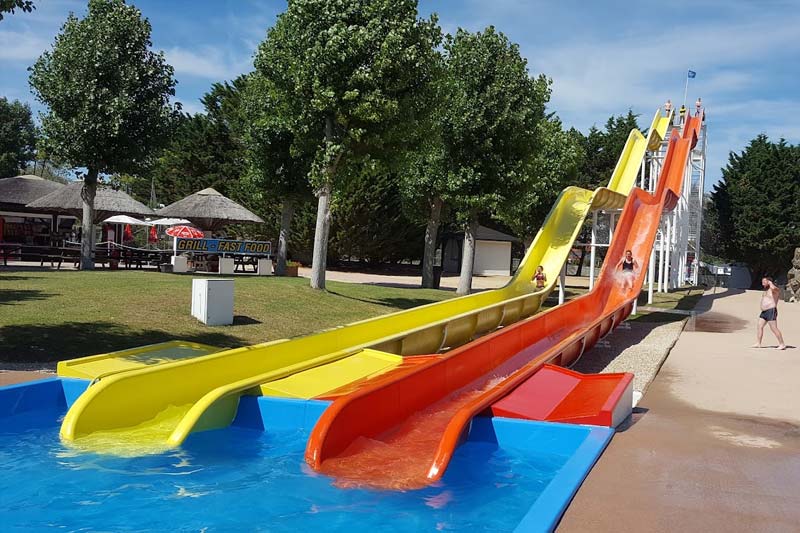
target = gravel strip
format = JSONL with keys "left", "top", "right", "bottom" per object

{"left": 572, "top": 317, "right": 688, "bottom": 397}
{"left": 0, "top": 362, "right": 57, "bottom": 372}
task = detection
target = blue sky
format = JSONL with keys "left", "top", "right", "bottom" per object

{"left": 2, "top": 0, "right": 799, "bottom": 190}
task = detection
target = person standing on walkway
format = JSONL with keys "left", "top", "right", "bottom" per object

{"left": 753, "top": 277, "right": 786, "bottom": 350}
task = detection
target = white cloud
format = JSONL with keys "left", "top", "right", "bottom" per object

{"left": 164, "top": 46, "right": 253, "bottom": 81}
{"left": 0, "top": 29, "right": 50, "bottom": 62}
{"left": 534, "top": 11, "right": 800, "bottom": 121}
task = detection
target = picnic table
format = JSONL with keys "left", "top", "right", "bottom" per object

{"left": 0, "top": 243, "right": 23, "bottom": 266}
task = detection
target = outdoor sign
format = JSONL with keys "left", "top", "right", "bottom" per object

{"left": 175, "top": 238, "right": 271, "bottom": 255}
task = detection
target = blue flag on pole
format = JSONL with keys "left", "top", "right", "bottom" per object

{"left": 687, "top": 70, "right": 696, "bottom": 78}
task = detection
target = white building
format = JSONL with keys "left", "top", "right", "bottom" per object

{"left": 442, "top": 225, "right": 519, "bottom": 276}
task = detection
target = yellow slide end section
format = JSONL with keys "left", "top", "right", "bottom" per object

{"left": 57, "top": 341, "right": 223, "bottom": 380}
{"left": 259, "top": 349, "right": 403, "bottom": 399}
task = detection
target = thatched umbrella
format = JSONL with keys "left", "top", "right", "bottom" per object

{"left": 0, "top": 175, "right": 65, "bottom": 211}
{"left": 27, "top": 182, "right": 155, "bottom": 224}
{"left": 156, "top": 187, "right": 263, "bottom": 231}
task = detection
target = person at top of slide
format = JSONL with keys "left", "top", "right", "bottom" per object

{"left": 617, "top": 249, "right": 638, "bottom": 290}
{"left": 753, "top": 276, "right": 786, "bottom": 350}
{"left": 664, "top": 99, "right": 672, "bottom": 115}
{"left": 695, "top": 97, "right": 703, "bottom": 115}
{"left": 534, "top": 265, "right": 547, "bottom": 289}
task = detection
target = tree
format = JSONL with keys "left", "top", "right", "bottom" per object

{"left": 572, "top": 110, "right": 640, "bottom": 190}
{"left": 401, "top": 131, "right": 449, "bottom": 288}
{"left": 136, "top": 76, "right": 249, "bottom": 206}
{"left": 395, "top": 49, "right": 453, "bottom": 288}
{"left": 253, "top": 0, "right": 441, "bottom": 289}
{"left": 440, "top": 27, "right": 550, "bottom": 295}
{"left": 0, "top": 0, "right": 34, "bottom": 21}
{"left": 29, "top": 0, "right": 178, "bottom": 269}
{"left": 244, "top": 73, "right": 312, "bottom": 275}
{"left": 331, "top": 166, "right": 425, "bottom": 264}
{"left": 701, "top": 188, "right": 730, "bottom": 263}
{"left": 0, "top": 97, "right": 36, "bottom": 178}
{"left": 23, "top": 161, "right": 69, "bottom": 183}
{"left": 497, "top": 114, "right": 583, "bottom": 246}
{"left": 708, "top": 135, "right": 800, "bottom": 283}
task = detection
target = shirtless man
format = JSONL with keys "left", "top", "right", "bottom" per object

{"left": 753, "top": 277, "right": 786, "bottom": 350}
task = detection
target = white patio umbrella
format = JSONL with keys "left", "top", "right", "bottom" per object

{"left": 103, "top": 215, "right": 152, "bottom": 226}
{"left": 148, "top": 217, "right": 191, "bottom": 226}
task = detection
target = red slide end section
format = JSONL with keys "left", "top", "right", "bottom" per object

{"left": 491, "top": 364, "right": 633, "bottom": 428}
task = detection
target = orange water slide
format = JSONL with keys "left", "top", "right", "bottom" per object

{"left": 306, "top": 115, "right": 703, "bottom": 490}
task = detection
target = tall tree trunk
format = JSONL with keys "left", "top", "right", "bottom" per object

{"left": 456, "top": 218, "right": 479, "bottom": 295}
{"left": 575, "top": 247, "right": 587, "bottom": 276}
{"left": 523, "top": 235, "right": 534, "bottom": 249}
{"left": 79, "top": 169, "right": 98, "bottom": 271}
{"left": 421, "top": 196, "right": 443, "bottom": 288}
{"left": 310, "top": 183, "right": 332, "bottom": 289}
{"left": 310, "top": 116, "right": 338, "bottom": 290}
{"left": 275, "top": 199, "right": 294, "bottom": 276}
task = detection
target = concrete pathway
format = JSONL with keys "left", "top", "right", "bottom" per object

{"left": 559, "top": 289, "right": 800, "bottom": 532}
{"left": 298, "top": 267, "right": 591, "bottom": 291}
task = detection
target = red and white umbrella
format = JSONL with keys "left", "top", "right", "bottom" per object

{"left": 165, "top": 225, "right": 204, "bottom": 239}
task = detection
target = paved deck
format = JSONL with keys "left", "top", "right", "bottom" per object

{"left": 559, "top": 289, "right": 800, "bottom": 532}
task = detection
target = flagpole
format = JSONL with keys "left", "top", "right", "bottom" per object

{"left": 683, "top": 72, "right": 689, "bottom": 107}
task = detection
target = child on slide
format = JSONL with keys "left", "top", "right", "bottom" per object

{"left": 616, "top": 250, "right": 639, "bottom": 290}
{"left": 534, "top": 265, "right": 547, "bottom": 289}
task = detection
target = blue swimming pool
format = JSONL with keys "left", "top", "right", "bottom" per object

{"left": 0, "top": 379, "right": 613, "bottom": 532}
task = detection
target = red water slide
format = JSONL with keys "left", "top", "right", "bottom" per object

{"left": 306, "top": 115, "right": 703, "bottom": 491}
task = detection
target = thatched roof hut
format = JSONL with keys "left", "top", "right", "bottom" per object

{"left": 0, "top": 175, "right": 65, "bottom": 212}
{"left": 156, "top": 187, "right": 263, "bottom": 231}
{"left": 27, "top": 182, "right": 155, "bottom": 224}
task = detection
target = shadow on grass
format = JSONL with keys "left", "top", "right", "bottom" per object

{"left": 0, "top": 321, "right": 247, "bottom": 363}
{"left": 0, "top": 289, "right": 58, "bottom": 306}
{"left": 233, "top": 315, "right": 262, "bottom": 326}
{"left": 326, "top": 290, "right": 445, "bottom": 310}
{"left": 0, "top": 275, "right": 34, "bottom": 281}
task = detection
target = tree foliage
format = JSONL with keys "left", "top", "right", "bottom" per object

{"left": 29, "top": 0, "right": 179, "bottom": 175}
{"left": 135, "top": 76, "right": 249, "bottom": 206}
{"left": 571, "top": 110, "right": 640, "bottom": 189}
{"left": 706, "top": 134, "right": 800, "bottom": 282}
{"left": 497, "top": 114, "right": 583, "bottom": 242}
{"left": 243, "top": 73, "right": 311, "bottom": 204}
{"left": 330, "top": 170, "right": 424, "bottom": 264}
{"left": 0, "top": 0, "right": 34, "bottom": 21}
{"left": 0, "top": 97, "right": 36, "bottom": 177}
{"left": 441, "top": 27, "right": 550, "bottom": 219}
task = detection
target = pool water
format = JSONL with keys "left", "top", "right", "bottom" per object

{"left": 1, "top": 411, "right": 568, "bottom": 532}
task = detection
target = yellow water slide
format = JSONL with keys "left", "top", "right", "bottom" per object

{"left": 59, "top": 109, "right": 671, "bottom": 452}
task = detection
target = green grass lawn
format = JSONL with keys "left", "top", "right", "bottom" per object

{"left": 0, "top": 270, "right": 453, "bottom": 363}
{"left": 0, "top": 269, "right": 705, "bottom": 364}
